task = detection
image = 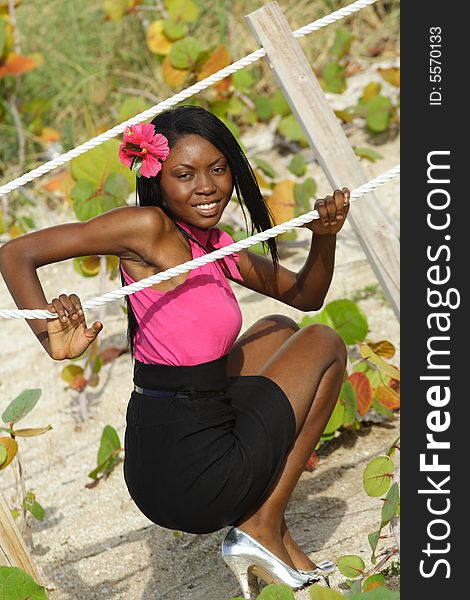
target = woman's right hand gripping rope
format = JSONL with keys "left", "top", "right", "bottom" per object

{"left": 47, "top": 293, "right": 103, "bottom": 360}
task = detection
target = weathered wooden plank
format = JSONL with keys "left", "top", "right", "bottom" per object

{"left": 246, "top": 2, "right": 400, "bottom": 319}
{"left": 0, "top": 489, "right": 43, "bottom": 583}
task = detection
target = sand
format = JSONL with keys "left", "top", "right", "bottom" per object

{"left": 0, "top": 117, "right": 399, "bottom": 598}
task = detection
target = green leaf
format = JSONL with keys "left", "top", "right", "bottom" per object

{"left": 169, "top": 37, "right": 204, "bottom": 70}
{"left": 70, "top": 179, "right": 99, "bottom": 217}
{"left": 288, "top": 154, "right": 307, "bottom": 177}
{"left": 72, "top": 180, "right": 125, "bottom": 221}
{"left": 387, "top": 437, "right": 400, "bottom": 458}
{"left": 162, "top": 18, "right": 188, "bottom": 41}
{"left": 97, "top": 425, "right": 121, "bottom": 465}
{"left": 311, "top": 299, "right": 368, "bottom": 345}
{"left": 257, "top": 583, "right": 296, "bottom": 599}
{"left": 229, "top": 224, "right": 267, "bottom": 255}
{"left": 330, "top": 28, "right": 354, "bottom": 58}
{"left": 252, "top": 243, "right": 268, "bottom": 255}
{"left": 88, "top": 458, "right": 109, "bottom": 481}
{"left": 2, "top": 389, "right": 41, "bottom": 424}
{"left": 354, "top": 365, "right": 382, "bottom": 389}
{"left": 0, "top": 566, "right": 48, "bottom": 599}
{"left": 31, "top": 500, "right": 46, "bottom": 521}
{"left": 103, "top": 0, "right": 131, "bottom": 21}
{"left": 360, "top": 82, "right": 382, "bottom": 104}
{"left": 165, "top": 0, "right": 200, "bottom": 23}
{"left": 368, "top": 529, "right": 381, "bottom": 564}
{"left": 70, "top": 139, "right": 135, "bottom": 192}
{"left": 358, "top": 589, "right": 400, "bottom": 600}
{"left": 360, "top": 345, "right": 400, "bottom": 380}
{"left": 92, "top": 356, "right": 103, "bottom": 374}
{"left": 88, "top": 453, "right": 120, "bottom": 480}
{"left": 271, "top": 90, "right": 291, "bottom": 117}
{"left": 220, "top": 118, "right": 240, "bottom": 140}
{"left": 254, "top": 96, "right": 273, "bottom": 121}
{"left": 23, "top": 98, "right": 53, "bottom": 118}
{"left": 340, "top": 381, "right": 357, "bottom": 426}
{"left": 0, "top": 437, "right": 18, "bottom": 470}
{"left": 73, "top": 256, "right": 100, "bottom": 278}
{"left": 322, "top": 62, "right": 347, "bottom": 94}
{"left": 210, "top": 99, "right": 229, "bottom": 119}
{"left": 294, "top": 185, "right": 310, "bottom": 216}
{"left": 227, "top": 96, "right": 246, "bottom": 116}
{"left": 335, "top": 109, "right": 354, "bottom": 123}
{"left": 363, "top": 456, "right": 394, "bottom": 497}
{"left": 103, "top": 173, "right": 130, "bottom": 203}
{"left": 278, "top": 114, "right": 307, "bottom": 143}
{"left": 60, "top": 365, "right": 84, "bottom": 384}
{"left": 277, "top": 230, "right": 297, "bottom": 243}
{"left": 298, "top": 315, "right": 318, "bottom": 328}
{"left": 23, "top": 493, "right": 46, "bottom": 521}
{"left": 19, "top": 216, "right": 35, "bottom": 230}
{"left": 381, "top": 482, "right": 399, "bottom": 524}
{"left": 244, "top": 109, "right": 258, "bottom": 125}
{"left": 353, "top": 147, "right": 384, "bottom": 163}
{"left": 336, "top": 555, "right": 365, "bottom": 579}
{"left": 252, "top": 157, "right": 277, "bottom": 179}
{"left": 0, "top": 18, "right": 6, "bottom": 57}
{"left": 0, "top": 445, "right": 7, "bottom": 467}
{"left": 347, "top": 580, "right": 363, "bottom": 596}
{"left": 365, "top": 96, "right": 392, "bottom": 133}
{"left": 11, "top": 426, "right": 52, "bottom": 438}
{"left": 372, "top": 398, "right": 395, "bottom": 420}
{"left": 323, "top": 399, "right": 344, "bottom": 435}
{"left": 363, "top": 573, "right": 385, "bottom": 592}
{"left": 232, "top": 69, "right": 254, "bottom": 91}
{"left": 119, "top": 97, "right": 148, "bottom": 122}
{"left": 309, "top": 586, "right": 344, "bottom": 599}
{"left": 294, "top": 177, "right": 317, "bottom": 217}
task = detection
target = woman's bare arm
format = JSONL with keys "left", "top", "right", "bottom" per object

{"left": 234, "top": 189, "right": 350, "bottom": 311}
{"left": 0, "top": 206, "right": 164, "bottom": 356}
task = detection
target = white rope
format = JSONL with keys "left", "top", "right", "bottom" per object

{"left": 0, "top": 0, "right": 379, "bottom": 198}
{"left": 0, "top": 164, "right": 399, "bottom": 320}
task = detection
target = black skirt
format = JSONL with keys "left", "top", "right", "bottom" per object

{"left": 123, "top": 354, "right": 296, "bottom": 534}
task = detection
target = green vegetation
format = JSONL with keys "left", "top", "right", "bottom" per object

{"left": 0, "top": 3, "right": 400, "bottom": 597}
{"left": 2, "top": 0, "right": 399, "bottom": 180}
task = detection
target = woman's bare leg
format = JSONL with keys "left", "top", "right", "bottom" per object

{"left": 227, "top": 316, "right": 347, "bottom": 570}
{"left": 226, "top": 314, "right": 300, "bottom": 377}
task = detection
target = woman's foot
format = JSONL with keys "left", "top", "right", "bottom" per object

{"left": 237, "top": 525, "right": 297, "bottom": 570}
{"left": 282, "top": 523, "right": 318, "bottom": 571}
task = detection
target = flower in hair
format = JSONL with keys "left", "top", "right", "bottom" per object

{"left": 119, "top": 123, "right": 170, "bottom": 178}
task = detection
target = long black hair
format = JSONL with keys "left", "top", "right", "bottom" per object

{"left": 120, "top": 104, "right": 280, "bottom": 357}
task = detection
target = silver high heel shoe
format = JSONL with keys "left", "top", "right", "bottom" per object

{"left": 221, "top": 527, "right": 319, "bottom": 600}
{"left": 298, "top": 560, "right": 336, "bottom": 587}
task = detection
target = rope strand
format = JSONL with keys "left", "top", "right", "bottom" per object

{"left": 0, "top": 0, "right": 379, "bottom": 198}
{"left": 0, "top": 164, "right": 399, "bottom": 320}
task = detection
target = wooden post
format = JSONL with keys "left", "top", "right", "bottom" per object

{"left": 0, "top": 489, "right": 43, "bottom": 583}
{"left": 245, "top": 2, "right": 400, "bottom": 319}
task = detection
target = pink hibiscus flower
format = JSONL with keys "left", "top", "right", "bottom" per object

{"left": 119, "top": 123, "right": 170, "bottom": 178}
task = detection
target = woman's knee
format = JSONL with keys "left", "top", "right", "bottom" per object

{"left": 299, "top": 323, "right": 347, "bottom": 366}
{"left": 256, "top": 314, "right": 300, "bottom": 334}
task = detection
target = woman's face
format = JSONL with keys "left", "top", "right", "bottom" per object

{"left": 159, "top": 134, "right": 233, "bottom": 229}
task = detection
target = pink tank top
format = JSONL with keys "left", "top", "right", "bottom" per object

{"left": 120, "top": 220, "right": 244, "bottom": 366}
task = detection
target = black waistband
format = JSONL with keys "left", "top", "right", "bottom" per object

{"left": 133, "top": 354, "right": 229, "bottom": 393}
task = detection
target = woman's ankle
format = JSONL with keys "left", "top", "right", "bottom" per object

{"left": 236, "top": 512, "right": 283, "bottom": 539}
{"left": 282, "top": 528, "right": 317, "bottom": 571}
{"left": 237, "top": 522, "right": 283, "bottom": 544}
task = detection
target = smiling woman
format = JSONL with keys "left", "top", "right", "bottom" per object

{"left": 0, "top": 104, "right": 350, "bottom": 599}
{"left": 160, "top": 135, "right": 233, "bottom": 221}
